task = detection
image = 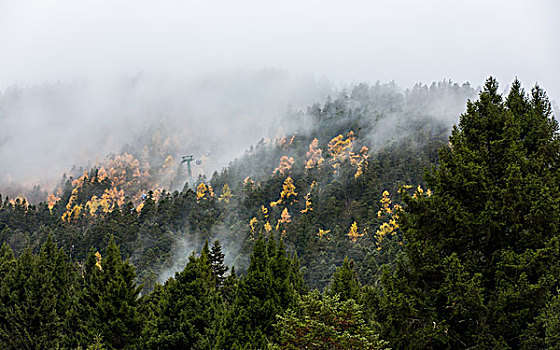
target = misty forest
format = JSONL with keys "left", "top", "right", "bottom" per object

{"left": 1, "top": 74, "right": 560, "bottom": 350}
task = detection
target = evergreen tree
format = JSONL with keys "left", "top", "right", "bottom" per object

{"left": 377, "top": 78, "right": 560, "bottom": 348}
{"left": 144, "top": 248, "right": 222, "bottom": 349}
{"left": 328, "top": 256, "right": 361, "bottom": 302}
{"left": 217, "top": 235, "right": 302, "bottom": 349}
{"left": 272, "top": 291, "right": 387, "bottom": 350}
{"left": 0, "top": 237, "right": 78, "bottom": 349}
{"left": 76, "top": 236, "right": 143, "bottom": 350}
{"left": 209, "top": 239, "right": 229, "bottom": 289}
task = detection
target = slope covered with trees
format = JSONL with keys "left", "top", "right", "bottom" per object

{"left": 2, "top": 78, "right": 558, "bottom": 348}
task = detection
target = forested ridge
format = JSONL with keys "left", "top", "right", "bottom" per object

{"left": 1, "top": 78, "right": 559, "bottom": 349}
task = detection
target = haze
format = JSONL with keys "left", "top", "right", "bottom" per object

{"left": 1, "top": 0, "right": 558, "bottom": 98}
{"left": 0, "top": 0, "right": 558, "bottom": 195}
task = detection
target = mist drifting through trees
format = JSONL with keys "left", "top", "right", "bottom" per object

{"left": 1, "top": 0, "right": 559, "bottom": 348}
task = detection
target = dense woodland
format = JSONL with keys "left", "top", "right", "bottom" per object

{"left": 1, "top": 78, "right": 559, "bottom": 349}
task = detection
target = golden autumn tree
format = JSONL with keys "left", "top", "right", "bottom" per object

{"left": 218, "top": 184, "right": 233, "bottom": 203}
{"left": 348, "top": 221, "right": 365, "bottom": 242}
{"left": 305, "top": 138, "right": 324, "bottom": 170}
{"left": 375, "top": 190, "right": 402, "bottom": 249}
{"left": 317, "top": 228, "right": 331, "bottom": 239}
{"left": 274, "top": 156, "right": 295, "bottom": 175}
{"left": 270, "top": 177, "right": 298, "bottom": 208}
{"left": 196, "top": 183, "right": 214, "bottom": 201}
{"left": 301, "top": 181, "right": 317, "bottom": 213}
{"left": 328, "top": 131, "right": 355, "bottom": 172}
{"left": 350, "top": 146, "right": 369, "bottom": 179}
{"left": 47, "top": 193, "right": 61, "bottom": 210}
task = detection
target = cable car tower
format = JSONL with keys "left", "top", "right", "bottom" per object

{"left": 181, "top": 155, "right": 194, "bottom": 185}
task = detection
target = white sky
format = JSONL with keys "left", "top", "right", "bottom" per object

{"left": 0, "top": 0, "right": 559, "bottom": 100}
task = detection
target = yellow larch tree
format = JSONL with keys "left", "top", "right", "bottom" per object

{"left": 47, "top": 193, "right": 61, "bottom": 210}
{"left": 280, "top": 208, "right": 291, "bottom": 224}
{"left": 317, "top": 228, "right": 331, "bottom": 239}
{"left": 328, "top": 131, "right": 355, "bottom": 172}
{"left": 196, "top": 183, "right": 214, "bottom": 201}
{"left": 350, "top": 145, "right": 369, "bottom": 179}
{"left": 274, "top": 156, "right": 295, "bottom": 175}
{"left": 305, "top": 138, "right": 324, "bottom": 170}
{"left": 218, "top": 184, "right": 233, "bottom": 203}
{"left": 249, "top": 217, "right": 258, "bottom": 239}
{"left": 375, "top": 190, "right": 402, "bottom": 250}
{"left": 270, "top": 176, "right": 298, "bottom": 207}
{"left": 348, "top": 221, "right": 365, "bottom": 242}
{"left": 300, "top": 181, "right": 317, "bottom": 213}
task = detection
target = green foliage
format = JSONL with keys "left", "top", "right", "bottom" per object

{"left": 328, "top": 256, "right": 362, "bottom": 302}
{"left": 272, "top": 291, "right": 388, "bottom": 350}
{"left": 217, "top": 234, "right": 303, "bottom": 348}
{"left": 75, "top": 236, "right": 143, "bottom": 350}
{"left": 377, "top": 78, "right": 560, "bottom": 348}
{"left": 143, "top": 247, "right": 222, "bottom": 349}
{"left": 0, "top": 236, "right": 79, "bottom": 350}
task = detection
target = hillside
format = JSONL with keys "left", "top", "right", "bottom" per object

{"left": 0, "top": 79, "right": 475, "bottom": 291}
{"left": 5, "top": 78, "right": 560, "bottom": 348}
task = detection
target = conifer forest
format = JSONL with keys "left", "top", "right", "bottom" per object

{"left": 2, "top": 77, "right": 560, "bottom": 349}
{"left": 1, "top": 1, "right": 559, "bottom": 349}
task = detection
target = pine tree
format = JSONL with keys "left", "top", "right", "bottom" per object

{"left": 216, "top": 235, "right": 301, "bottom": 348}
{"left": 144, "top": 248, "right": 222, "bottom": 349}
{"left": 76, "top": 236, "right": 143, "bottom": 349}
{"left": 377, "top": 78, "right": 560, "bottom": 348}
{"left": 209, "top": 239, "right": 229, "bottom": 289}
{"left": 328, "top": 256, "right": 361, "bottom": 302}
{"left": 0, "top": 237, "right": 78, "bottom": 349}
{"left": 272, "top": 291, "right": 387, "bottom": 350}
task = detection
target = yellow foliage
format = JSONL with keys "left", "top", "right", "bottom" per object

{"left": 274, "top": 156, "right": 295, "bottom": 175}
{"left": 47, "top": 193, "right": 61, "bottom": 210}
{"left": 327, "top": 131, "right": 356, "bottom": 172}
{"left": 317, "top": 228, "right": 331, "bottom": 238}
{"left": 218, "top": 184, "right": 233, "bottom": 203}
{"left": 270, "top": 176, "right": 298, "bottom": 207}
{"left": 62, "top": 204, "right": 82, "bottom": 223}
{"left": 280, "top": 208, "right": 291, "bottom": 223}
{"left": 163, "top": 155, "right": 174, "bottom": 168}
{"left": 95, "top": 251, "right": 102, "bottom": 270}
{"left": 350, "top": 145, "right": 369, "bottom": 179}
{"left": 85, "top": 195, "right": 100, "bottom": 215}
{"left": 97, "top": 167, "right": 108, "bottom": 182}
{"left": 249, "top": 217, "right": 258, "bottom": 238}
{"left": 66, "top": 188, "right": 79, "bottom": 211}
{"left": 264, "top": 221, "right": 272, "bottom": 233}
{"left": 305, "top": 138, "right": 324, "bottom": 170}
{"left": 412, "top": 185, "right": 432, "bottom": 199}
{"left": 348, "top": 221, "right": 365, "bottom": 242}
{"left": 196, "top": 183, "right": 210, "bottom": 201}
{"left": 72, "top": 171, "right": 89, "bottom": 188}
{"left": 375, "top": 190, "right": 401, "bottom": 249}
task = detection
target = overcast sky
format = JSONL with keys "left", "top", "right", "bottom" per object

{"left": 1, "top": 0, "right": 559, "bottom": 100}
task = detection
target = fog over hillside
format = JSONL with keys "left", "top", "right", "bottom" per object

{"left": 0, "top": 70, "right": 332, "bottom": 193}
{"left": 0, "top": 0, "right": 557, "bottom": 198}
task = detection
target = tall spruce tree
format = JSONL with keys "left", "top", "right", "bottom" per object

{"left": 216, "top": 234, "right": 301, "bottom": 349}
{"left": 76, "top": 236, "right": 143, "bottom": 350}
{"left": 377, "top": 78, "right": 560, "bottom": 348}
{"left": 0, "top": 237, "right": 78, "bottom": 349}
{"left": 328, "top": 256, "right": 361, "bottom": 302}
{"left": 209, "top": 239, "right": 229, "bottom": 289}
{"left": 143, "top": 247, "right": 222, "bottom": 349}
